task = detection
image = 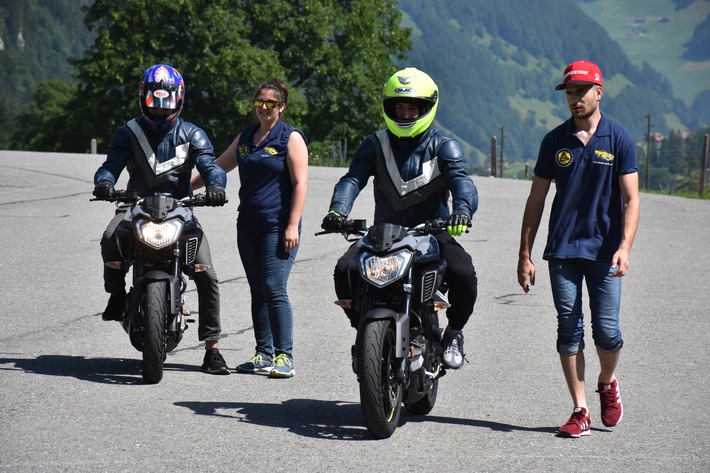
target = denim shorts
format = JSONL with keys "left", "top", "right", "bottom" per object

{"left": 548, "top": 258, "right": 623, "bottom": 355}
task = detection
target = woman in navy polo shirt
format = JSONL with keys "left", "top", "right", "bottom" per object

{"left": 193, "top": 78, "right": 308, "bottom": 378}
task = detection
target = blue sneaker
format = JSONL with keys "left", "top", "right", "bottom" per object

{"left": 235, "top": 353, "right": 274, "bottom": 375}
{"left": 269, "top": 354, "right": 295, "bottom": 378}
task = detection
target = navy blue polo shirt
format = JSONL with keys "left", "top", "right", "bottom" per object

{"left": 235, "top": 120, "right": 306, "bottom": 234}
{"left": 534, "top": 114, "right": 638, "bottom": 262}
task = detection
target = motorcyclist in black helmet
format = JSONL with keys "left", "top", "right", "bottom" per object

{"left": 93, "top": 64, "right": 230, "bottom": 375}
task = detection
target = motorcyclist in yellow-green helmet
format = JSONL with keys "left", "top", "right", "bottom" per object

{"left": 381, "top": 66, "right": 439, "bottom": 138}
{"left": 322, "top": 67, "right": 479, "bottom": 370}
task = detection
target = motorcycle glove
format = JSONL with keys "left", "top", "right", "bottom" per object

{"left": 447, "top": 213, "right": 471, "bottom": 236}
{"left": 206, "top": 185, "right": 226, "bottom": 207}
{"left": 93, "top": 181, "right": 115, "bottom": 200}
{"left": 321, "top": 210, "right": 346, "bottom": 232}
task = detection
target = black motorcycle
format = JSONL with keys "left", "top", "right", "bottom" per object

{"left": 318, "top": 219, "right": 452, "bottom": 438}
{"left": 93, "top": 190, "right": 219, "bottom": 384}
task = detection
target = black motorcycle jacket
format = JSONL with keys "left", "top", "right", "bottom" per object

{"left": 94, "top": 116, "right": 226, "bottom": 198}
{"left": 329, "top": 127, "right": 478, "bottom": 227}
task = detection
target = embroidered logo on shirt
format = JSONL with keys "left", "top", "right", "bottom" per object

{"left": 555, "top": 149, "right": 573, "bottom": 167}
{"left": 238, "top": 145, "right": 249, "bottom": 158}
{"left": 593, "top": 149, "right": 614, "bottom": 166}
{"left": 264, "top": 146, "right": 277, "bottom": 155}
{"left": 595, "top": 150, "right": 614, "bottom": 161}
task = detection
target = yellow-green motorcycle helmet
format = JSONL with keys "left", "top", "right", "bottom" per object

{"left": 382, "top": 67, "right": 439, "bottom": 138}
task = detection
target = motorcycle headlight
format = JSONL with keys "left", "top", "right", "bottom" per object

{"left": 136, "top": 218, "right": 183, "bottom": 249}
{"left": 360, "top": 249, "right": 412, "bottom": 287}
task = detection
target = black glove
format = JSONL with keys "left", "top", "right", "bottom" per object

{"left": 447, "top": 213, "right": 471, "bottom": 236}
{"left": 93, "top": 181, "right": 115, "bottom": 200}
{"left": 205, "top": 185, "right": 226, "bottom": 207}
{"left": 321, "top": 210, "right": 346, "bottom": 232}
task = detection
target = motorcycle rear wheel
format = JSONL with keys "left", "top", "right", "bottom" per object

{"left": 359, "top": 319, "right": 402, "bottom": 439}
{"left": 142, "top": 280, "right": 167, "bottom": 384}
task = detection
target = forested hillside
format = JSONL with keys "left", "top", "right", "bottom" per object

{"left": 576, "top": 0, "right": 710, "bottom": 124}
{"left": 398, "top": 0, "right": 707, "bottom": 165}
{"left": 0, "top": 0, "right": 94, "bottom": 148}
{"left": 0, "top": 0, "right": 708, "bottom": 183}
{"left": 0, "top": 0, "right": 93, "bottom": 113}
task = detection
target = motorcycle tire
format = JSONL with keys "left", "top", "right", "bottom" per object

{"left": 142, "top": 280, "right": 168, "bottom": 384}
{"left": 359, "top": 319, "right": 402, "bottom": 439}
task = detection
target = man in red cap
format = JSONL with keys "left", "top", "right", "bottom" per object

{"left": 554, "top": 60, "right": 603, "bottom": 91}
{"left": 517, "top": 60, "right": 640, "bottom": 438}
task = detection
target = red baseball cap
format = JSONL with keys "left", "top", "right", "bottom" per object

{"left": 555, "top": 60, "right": 603, "bottom": 90}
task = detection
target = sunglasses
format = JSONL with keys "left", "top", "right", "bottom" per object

{"left": 254, "top": 99, "right": 280, "bottom": 109}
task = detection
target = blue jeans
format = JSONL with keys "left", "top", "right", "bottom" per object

{"left": 548, "top": 258, "right": 623, "bottom": 355}
{"left": 237, "top": 227, "right": 298, "bottom": 359}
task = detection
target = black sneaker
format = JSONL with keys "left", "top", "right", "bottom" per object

{"left": 101, "top": 291, "right": 125, "bottom": 321}
{"left": 201, "top": 349, "right": 230, "bottom": 375}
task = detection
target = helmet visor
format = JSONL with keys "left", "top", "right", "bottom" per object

{"left": 143, "top": 82, "right": 181, "bottom": 110}
{"left": 383, "top": 97, "right": 435, "bottom": 125}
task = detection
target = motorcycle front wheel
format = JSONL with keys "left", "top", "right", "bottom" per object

{"left": 142, "top": 280, "right": 167, "bottom": 384}
{"left": 359, "top": 319, "right": 402, "bottom": 439}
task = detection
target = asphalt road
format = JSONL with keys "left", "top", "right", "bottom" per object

{"left": 1, "top": 150, "right": 708, "bottom": 472}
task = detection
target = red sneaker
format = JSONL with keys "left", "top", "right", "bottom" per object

{"left": 597, "top": 378, "right": 623, "bottom": 427}
{"left": 558, "top": 407, "right": 591, "bottom": 438}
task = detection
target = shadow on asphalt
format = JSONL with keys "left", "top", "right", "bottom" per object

{"left": 0, "top": 354, "right": 200, "bottom": 385}
{"left": 176, "top": 399, "right": 369, "bottom": 440}
{"left": 403, "top": 414, "right": 558, "bottom": 434}
{"left": 1, "top": 355, "right": 562, "bottom": 438}
{"left": 175, "top": 398, "right": 560, "bottom": 440}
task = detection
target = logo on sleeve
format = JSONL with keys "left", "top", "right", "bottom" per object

{"left": 238, "top": 145, "right": 249, "bottom": 158}
{"left": 555, "top": 149, "right": 573, "bottom": 167}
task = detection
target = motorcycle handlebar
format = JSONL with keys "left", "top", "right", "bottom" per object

{"left": 315, "top": 218, "right": 464, "bottom": 237}
{"left": 314, "top": 219, "right": 367, "bottom": 237}
{"left": 89, "top": 189, "right": 138, "bottom": 204}
{"left": 90, "top": 191, "right": 227, "bottom": 206}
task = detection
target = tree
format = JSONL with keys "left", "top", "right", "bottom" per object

{"left": 0, "top": 0, "right": 95, "bottom": 147}
{"left": 55, "top": 0, "right": 409, "bottom": 155}
{"left": 0, "top": 97, "right": 12, "bottom": 149}
{"left": 12, "top": 80, "right": 76, "bottom": 151}
{"left": 659, "top": 129, "right": 687, "bottom": 175}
